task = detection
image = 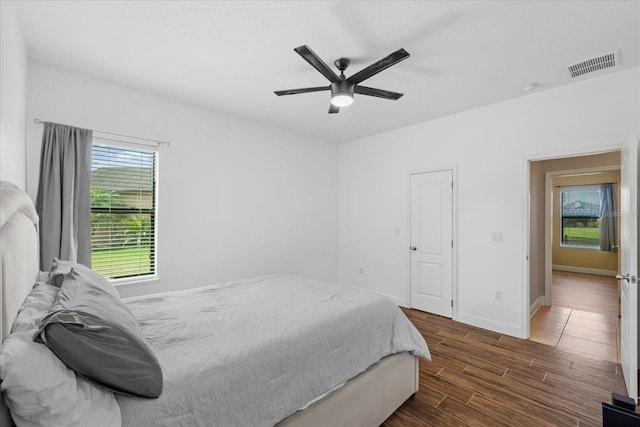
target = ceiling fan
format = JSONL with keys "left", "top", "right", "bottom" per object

{"left": 274, "top": 45, "right": 410, "bottom": 114}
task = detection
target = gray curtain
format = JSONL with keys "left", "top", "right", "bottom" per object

{"left": 35, "top": 122, "right": 93, "bottom": 270}
{"left": 599, "top": 183, "right": 618, "bottom": 252}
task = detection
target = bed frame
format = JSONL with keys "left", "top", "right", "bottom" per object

{"left": 0, "top": 180, "right": 418, "bottom": 427}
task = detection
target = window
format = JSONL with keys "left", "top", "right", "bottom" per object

{"left": 90, "top": 143, "right": 157, "bottom": 280}
{"left": 560, "top": 186, "right": 600, "bottom": 248}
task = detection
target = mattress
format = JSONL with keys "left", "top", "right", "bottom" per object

{"left": 116, "top": 274, "right": 430, "bottom": 427}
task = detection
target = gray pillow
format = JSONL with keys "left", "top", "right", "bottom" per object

{"left": 35, "top": 265, "right": 163, "bottom": 398}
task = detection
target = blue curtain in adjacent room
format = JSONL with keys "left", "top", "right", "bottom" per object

{"left": 35, "top": 122, "right": 93, "bottom": 270}
{"left": 599, "top": 183, "right": 618, "bottom": 252}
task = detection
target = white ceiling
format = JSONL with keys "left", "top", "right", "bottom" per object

{"left": 15, "top": 1, "right": 640, "bottom": 143}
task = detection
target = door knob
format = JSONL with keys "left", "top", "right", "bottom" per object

{"left": 410, "top": 246, "right": 417, "bottom": 251}
{"left": 616, "top": 273, "right": 629, "bottom": 282}
{"left": 616, "top": 273, "right": 638, "bottom": 284}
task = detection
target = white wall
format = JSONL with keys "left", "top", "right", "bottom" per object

{"left": 27, "top": 61, "right": 339, "bottom": 298}
{"left": 0, "top": 2, "right": 28, "bottom": 189}
{"left": 339, "top": 67, "right": 640, "bottom": 337}
{"left": 19, "top": 56, "right": 640, "bottom": 338}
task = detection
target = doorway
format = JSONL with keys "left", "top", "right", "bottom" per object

{"left": 529, "top": 152, "right": 621, "bottom": 363}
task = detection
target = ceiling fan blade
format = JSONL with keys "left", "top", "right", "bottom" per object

{"left": 274, "top": 86, "right": 330, "bottom": 96}
{"left": 294, "top": 45, "right": 340, "bottom": 83}
{"left": 354, "top": 85, "right": 404, "bottom": 100}
{"left": 328, "top": 104, "right": 340, "bottom": 114}
{"left": 347, "top": 48, "right": 410, "bottom": 85}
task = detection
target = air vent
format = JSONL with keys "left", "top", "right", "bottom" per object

{"left": 568, "top": 52, "right": 617, "bottom": 78}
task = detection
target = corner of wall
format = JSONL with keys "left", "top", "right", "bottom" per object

{"left": 530, "top": 295, "right": 545, "bottom": 317}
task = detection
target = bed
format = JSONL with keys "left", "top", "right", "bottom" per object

{"left": 0, "top": 180, "right": 430, "bottom": 427}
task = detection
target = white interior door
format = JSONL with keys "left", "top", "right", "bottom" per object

{"left": 410, "top": 170, "right": 453, "bottom": 318}
{"left": 619, "top": 135, "right": 638, "bottom": 402}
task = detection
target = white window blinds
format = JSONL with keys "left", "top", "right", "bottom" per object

{"left": 560, "top": 185, "right": 600, "bottom": 248}
{"left": 90, "top": 143, "right": 157, "bottom": 280}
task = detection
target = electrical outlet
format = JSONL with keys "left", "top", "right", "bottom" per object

{"left": 495, "top": 291, "right": 502, "bottom": 300}
{"left": 491, "top": 232, "right": 503, "bottom": 242}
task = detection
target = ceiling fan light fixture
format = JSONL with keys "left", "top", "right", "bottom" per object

{"left": 331, "top": 93, "right": 354, "bottom": 107}
{"left": 330, "top": 81, "right": 355, "bottom": 107}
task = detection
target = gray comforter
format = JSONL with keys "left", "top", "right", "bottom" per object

{"left": 116, "top": 274, "right": 430, "bottom": 427}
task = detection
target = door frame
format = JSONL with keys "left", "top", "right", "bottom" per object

{"left": 524, "top": 145, "right": 625, "bottom": 340}
{"left": 543, "top": 165, "right": 621, "bottom": 306}
{"left": 408, "top": 165, "right": 458, "bottom": 319}
{"left": 619, "top": 132, "right": 638, "bottom": 402}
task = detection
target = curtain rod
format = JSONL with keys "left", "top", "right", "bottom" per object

{"left": 33, "top": 119, "right": 170, "bottom": 147}
{"left": 554, "top": 182, "right": 617, "bottom": 188}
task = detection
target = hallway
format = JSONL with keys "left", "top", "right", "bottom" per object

{"left": 530, "top": 271, "right": 619, "bottom": 363}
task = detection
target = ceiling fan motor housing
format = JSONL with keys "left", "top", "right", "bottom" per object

{"left": 331, "top": 80, "right": 355, "bottom": 96}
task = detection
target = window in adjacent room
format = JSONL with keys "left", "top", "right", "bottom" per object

{"left": 559, "top": 185, "right": 600, "bottom": 249}
{"left": 90, "top": 143, "right": 157, "bottom": 280}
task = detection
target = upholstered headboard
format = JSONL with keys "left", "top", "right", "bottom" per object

{"left": 0, "top": 180, "right": 39, "bottom": 348}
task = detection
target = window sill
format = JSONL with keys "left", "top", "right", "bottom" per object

{"left": 559, "top": 244, "right": 601, "bottom": 251}
{"left": 110, "top": 275, "right": 159, "bottom": 288}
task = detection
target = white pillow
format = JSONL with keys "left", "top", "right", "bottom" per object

{"left": 0, "top": 283, "right": 121, "bottom": 427}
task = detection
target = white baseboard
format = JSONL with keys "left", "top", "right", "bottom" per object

{"left": 552, "top": 265, "right": 617, "bottom": 277}
{"left": 454, "top": 312, "right": 523, "bottom": 338}
{"left": 530, "top": 295, "right": 545, "bottom": 318}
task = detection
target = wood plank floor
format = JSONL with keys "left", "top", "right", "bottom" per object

{"left": 382, "top": 308, "right": 634, "bottom": 426}
{"left": 530, "top": 272, "right": 620, "bottom": 363}
{"left": 552, "top": 271, "right": 618, "bottom": 318}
